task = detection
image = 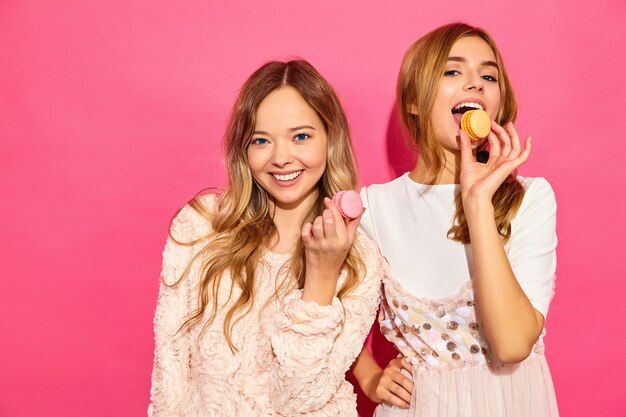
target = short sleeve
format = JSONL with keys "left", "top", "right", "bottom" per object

{"left": 359, "top": 186, "right": 376, "bottom": 240}
{"left": 507, "top": 177, "right": 557, "bottom": 318}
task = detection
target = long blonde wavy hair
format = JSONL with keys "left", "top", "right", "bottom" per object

{"left": 168, "top": 60, "right": 363, "bottom": 351}
{"left": 397, "top": 23, "right": 525, "bottom": 243}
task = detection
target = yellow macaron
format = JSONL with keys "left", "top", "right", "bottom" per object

{"left": 461, "top": 109, "right": 491, "bottom": 141}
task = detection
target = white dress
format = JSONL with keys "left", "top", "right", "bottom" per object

{"left": 360, "top": 174, "right": 559, "bottom": 417}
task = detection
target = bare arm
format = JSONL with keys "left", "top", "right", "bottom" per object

{"left": 352, "top": 347, "right": 413, "bottom": 409}
{"left": 459, "top": 122, "right": 547, "bottom": 363}
{"left": 465, "top": 199, "right": 545, "bottom": 362}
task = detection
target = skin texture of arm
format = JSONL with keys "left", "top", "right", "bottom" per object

{"left": 352, "top": 347, "right": 413, "bottom": 409}
{"left": 459, "top": 122, "right": 544, "bottom": 363}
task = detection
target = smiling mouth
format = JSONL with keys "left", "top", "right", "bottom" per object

{"left": 272, "top": 170, "right": 303, "bottom": 182}
{"left": 452, "top": 102, "right": 484, "bottom": 123}
{"left": 452, "top": 101, "right": 484, "bottom": 114}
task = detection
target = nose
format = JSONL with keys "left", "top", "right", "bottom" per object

{"left": 463, "top": 71, "right": 484, "bottom": 92}
{"left": 271, "top": 139, "right": 293, "bottom": 167}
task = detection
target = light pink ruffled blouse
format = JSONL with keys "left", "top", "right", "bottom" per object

{"left": 148, "top": 194, "right": 383, "bottom": 416}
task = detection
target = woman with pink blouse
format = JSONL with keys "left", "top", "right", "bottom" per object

{"left": 148, "top": 60, "right": 384, "bottom": 416}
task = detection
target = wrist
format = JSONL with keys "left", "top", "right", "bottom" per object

{"left": 305, "top": 263, "right": 342, "bottom": 282}
{"left": 302, "top": 269, "right": 340, "bottom": 306}
{"left": 360, "top": 369, "right": 382, "bottom": 402}
{"left": 462, "top": 196, "right": 495, "bottom": 219}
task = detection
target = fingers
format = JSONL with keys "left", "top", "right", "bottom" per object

{"left": 304, "top": 198, "right": 357, "bottom": 252}
{"left": 458, "top": 129, "right": 474, "bottom": 168}
{"left": 486, "top": 128, "right": 501, "bottom": 162}
{"left": 491, "top": 122, "right": 525, "bottom": 158}
{"left": 325, "top": 196, "right": 363, "bottom": 244}
{"left": 378, "top": 358, "right": 413, "bottom": 408}
{"left": 492, "top": 122, "right": 531, "bottom": 172}
{"left": 321, "top": 204, "right": 338, "bottom": 239}
{"left": 389, "top": 358, "right": 414, "bottom": 387}
{"left": 492, "top": 120, "right": 511, "bottom": 157}
{"left": 512, "top": 135, "right": 532, "bottom": 170}
{"left": 311, "top": 214, "right": 325, "bottom": 241}
{"left": 506, "top": 122, "right": 521, "bottom": 155}
{"left": 324, "top": 197, "right": 346, "bottom": 241}
{"left": 309, "top": 202, "right": 339, "bottom": 242}
{"left": 522, "top": 136, "right": 532, "bottom": 161}
{"left": 380, "top": 388, "right": 411, "bottom": 409}
{"left": 387, "top": 378, "right": 413, "bottom": 405}
{"left": 389, "top": 373, "right": 413, "bottom": 401}
{"left": 345, "top": 216, "right": 361, "bottom": 242}
{"left": 400, "top": 357, "right": 413, "bottom": 373}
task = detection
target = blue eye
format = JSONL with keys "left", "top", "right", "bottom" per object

{"left": 251, "top": 138, "right": 268, "bottom": 145}
{"left": 482, "top": 75, "right": 498, "bottom": 82}
{"left": 294, "top": 133, "right": 310, "bottom": 141}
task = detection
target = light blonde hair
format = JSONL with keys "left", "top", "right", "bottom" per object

{"left": 168, "top": 60, "right": 363, "bottom": 351}
{"left": 397, "top": 22, "right": 525, "bottom": 243}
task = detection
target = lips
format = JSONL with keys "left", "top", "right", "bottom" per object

{"left": 451, "top": 100, "right": 486, "bottom": 124}
{"left": 271, "top": 170, "right": 303, "bottom": 182}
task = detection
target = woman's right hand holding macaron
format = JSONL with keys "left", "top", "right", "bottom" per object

{"left": 458, "top": 121, "right": 531, "bottom": 209}
{"left": 300, "top": 193, "right": 363, "bottom": 306}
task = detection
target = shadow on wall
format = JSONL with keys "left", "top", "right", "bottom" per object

{"left": 385, "top": 103, "right": 415, "bottom": 179}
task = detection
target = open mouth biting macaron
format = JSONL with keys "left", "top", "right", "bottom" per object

{"left": 332, "top": 190, "right": 363, "bottom": 220}
{"left": 460, "top": 109, "right": 491, "bottom": 141}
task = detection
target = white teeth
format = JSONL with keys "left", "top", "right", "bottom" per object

{"left": 453, "top": 102, "right": 484, "bottom": 111}
{"left": 273, "top": 171, "right": 303, "bottom": 181}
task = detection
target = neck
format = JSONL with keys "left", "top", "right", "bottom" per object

{"left": 268, "top": 189, "right": 319, "bottom": 254}
{"left": 409, "top": 147, "right": 463, "bottom": 185}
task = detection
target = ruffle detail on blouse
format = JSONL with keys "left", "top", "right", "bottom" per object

{"left": 275, "top": 384, "right": 359, "bottom": 417}
{"left": 168, "top": 194, "right": 217, "bottom": 243}
{"left": 274, "top": 289, "right": 344, "bottom": 336}
{"left": 149, "top": 201, "right": 383, "bottom": 417}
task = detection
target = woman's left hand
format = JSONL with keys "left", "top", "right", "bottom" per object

{"left": 458, "top": 121, "right": 531, "bottom": 205}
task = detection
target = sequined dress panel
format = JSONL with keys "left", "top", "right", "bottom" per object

{"left": 374, "top": 274, "right": 559, "bottom": 417}
{"left": 360, "top": 175, "right": 559, "bottom": 417}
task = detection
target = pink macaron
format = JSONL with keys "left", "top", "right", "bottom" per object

{"left": 332, "top": 190, "right": 363, "bottom": 220}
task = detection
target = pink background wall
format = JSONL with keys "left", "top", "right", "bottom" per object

{"left": 1, "top": 1, "right": 624, "bottom": 416}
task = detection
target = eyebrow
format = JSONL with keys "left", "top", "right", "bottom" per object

{"left": 253, "top": 125, "right": 316, "bottom": 135}
{"left": 447, "top": 56, "right": 499, "bottom": 69}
